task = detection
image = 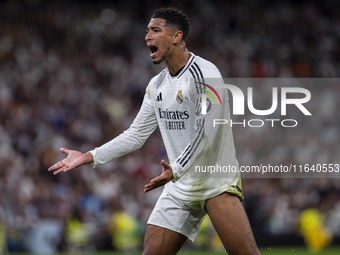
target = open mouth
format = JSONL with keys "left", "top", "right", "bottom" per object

{"left": 149, "top": 45, "right": 158, "bottom": 58}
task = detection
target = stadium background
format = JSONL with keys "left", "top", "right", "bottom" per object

{"left": 0, "top": 0, "right": 340, "bottom": 254}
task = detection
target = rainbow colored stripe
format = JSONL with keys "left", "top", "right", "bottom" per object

{"left": 196, "top": 82, "right": 223, "bottom": 106}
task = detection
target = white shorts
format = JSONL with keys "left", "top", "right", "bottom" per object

{"left": 147, "top": 189, "right": 207, "bottom": 242}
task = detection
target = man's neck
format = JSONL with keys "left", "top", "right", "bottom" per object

{"left": 166, "top": 47, "right": 191, "bottom": 76}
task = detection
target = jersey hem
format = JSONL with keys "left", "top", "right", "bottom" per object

{"left": 164, "top": 182, "right": 244, "bottom": 202}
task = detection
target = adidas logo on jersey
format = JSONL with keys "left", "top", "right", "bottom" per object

{"left": 156, "top": 92, "right": 162, "bottom": 101}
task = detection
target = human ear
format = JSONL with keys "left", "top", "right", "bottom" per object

{"left": 172, "top": 31, "right": 183, "bottom": 44}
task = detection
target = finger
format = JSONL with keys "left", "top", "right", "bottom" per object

{"left": 60, "top": 148, "right": 70, "bottom": 154}
{"left": 161, "top": 160, "right": 170, "bottom": 168}
{"left": 144, "top": 181, "right": 167, "bottom": 193}
{"left": 144, "top": 182, "right": 162, "bottom": 193}
{"left": 144, "top": 187, "right": 154, "bottom": 193}
{"left": 53, "top": 167, "right": 65, "bottom": 175}
{"left": 63, "top": 164, "right": 74, "bottom": 172}
{"left": 48, "top": 161, "right": 64, "bottom": 171}
{"left": 150, "top": 175, "right": 166, "bottom": 183}
{"left": 144, "top": 182, "right": 157, "bottom": 191}
{"left": 144, "top": 179, "right": 167, "bottom": 192}
{"left": 144, "top": 187, "right": 151, "bottom": 193}
{"left": 144, "top": 182, "right": 155, "bottom": 189}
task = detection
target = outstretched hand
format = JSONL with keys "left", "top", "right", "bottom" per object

{"left": 144, "top": 160, "right": 173, "bottom": 193}
{"left": 48, "top": 148, "right": 93, "bottom": 175}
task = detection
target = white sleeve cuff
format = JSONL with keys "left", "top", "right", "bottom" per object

{"left": 88, "top": 149, "right": 97, "bottom": 168}
{"left": 170, "top": 162, "right": 181, "bottom": 183}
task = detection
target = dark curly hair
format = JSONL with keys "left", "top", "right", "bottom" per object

{"left": 151, "top": 7, "right": 190, "bottom": 40}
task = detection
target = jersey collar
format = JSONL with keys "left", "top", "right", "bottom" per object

{"left": 170, "top": 52, "right": 195, "bottom": 79}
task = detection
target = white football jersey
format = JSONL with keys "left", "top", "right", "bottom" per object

{"left": 90, "top": 53, "right": 243, "bottom": 201}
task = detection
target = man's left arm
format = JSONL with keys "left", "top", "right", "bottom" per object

{"left": 144, "top": 71, "right": 225, "bottom": 191}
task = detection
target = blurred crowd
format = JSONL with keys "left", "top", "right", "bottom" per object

{"left": 0, "top": 0, "right": 340, "bottom": 253}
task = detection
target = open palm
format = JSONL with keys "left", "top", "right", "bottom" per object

{"left": 48, "top": 148, "right": 93, "bottom": 175}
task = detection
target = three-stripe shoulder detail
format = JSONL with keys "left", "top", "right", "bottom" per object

{"left": 189, "top": 62, "right": 206, "bottom": 94}
{"left": 178, "top": 56, "right": 195, "bottom": 78}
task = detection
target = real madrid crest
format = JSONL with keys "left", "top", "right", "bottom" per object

{"left": 176, "top": 89, "right": 183, "bottom": 104}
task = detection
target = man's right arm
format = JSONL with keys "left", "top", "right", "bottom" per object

{"left": 90, "top": 88, "right": 158, "bottom": 167}
{"left": 49, "top": 85, "right": 158, "bottom": 174}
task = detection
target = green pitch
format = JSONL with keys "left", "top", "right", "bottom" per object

{"left": 10, "top": 246, "right": 340, "bottom": 255}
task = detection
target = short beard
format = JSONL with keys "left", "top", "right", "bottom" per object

{"left": 152, "top": 44, "right": 171, "bottom": 65}
{"left": 152, "top": 59, "right": 163, "bottom": 65}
